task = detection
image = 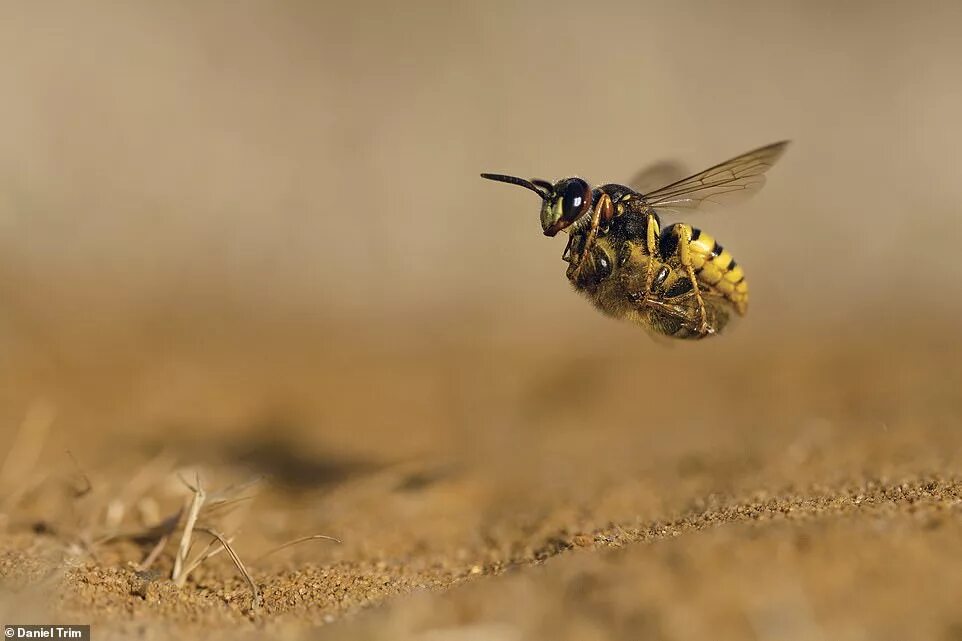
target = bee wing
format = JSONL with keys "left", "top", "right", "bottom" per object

{"left": 642, "top": 141, "right": 789, "bottom": 211}
{"left": 626, "top": 160, "right": 689, "bottom": 195}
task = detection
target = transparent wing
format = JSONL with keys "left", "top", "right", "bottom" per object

{"left": 626, "top": 160, "right": 689, "bottom": 194}
{"left": 642, "top": 141, "right": 789, "bottom": 211}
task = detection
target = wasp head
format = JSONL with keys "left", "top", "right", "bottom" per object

{"left": 480, "top": 173, "right": 592, "bottom": 237}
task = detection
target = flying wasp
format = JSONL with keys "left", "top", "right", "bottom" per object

{"left": 481, "top": 141, "right": 789, "bottom": 340}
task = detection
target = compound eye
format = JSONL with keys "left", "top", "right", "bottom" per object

{"left": 560, "top": 178, "right": 590, "bottom": 223}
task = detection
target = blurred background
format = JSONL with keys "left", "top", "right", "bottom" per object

{"left": 0, "top": 0, "right": 960, "bottom": 474}
{"left": 0, "top": 0, "right": 960, "bottom": 475}
{"left": 1, "top": 2, "right": 962, "bottom": 635}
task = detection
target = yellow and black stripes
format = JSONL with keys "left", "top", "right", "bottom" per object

{"left": 662, "top": 223, "right": 748, "bottom": 315}
{"left": 564, "top": 192, "right": 747, "bottom": 339}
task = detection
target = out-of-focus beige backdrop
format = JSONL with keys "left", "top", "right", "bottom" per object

{"left": 0, "top": 1, "right": 960, "bottom": 453}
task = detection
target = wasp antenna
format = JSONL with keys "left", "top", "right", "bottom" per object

{"left": 480, "top": 173, "right": 550, "bottom": 198}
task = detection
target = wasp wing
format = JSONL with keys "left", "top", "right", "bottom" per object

{"left": 642, "top": 140, "right": 789, "bottom": 211}
{"left": 626, "top": 160, "right": 689, "bottom": 194}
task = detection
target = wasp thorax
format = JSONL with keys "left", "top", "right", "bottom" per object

{"left": 541, "top": 178, "right": 591, "bottom": 237}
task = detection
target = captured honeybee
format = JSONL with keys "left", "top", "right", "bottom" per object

{"left": 481, "top": 141, "right": 788, "bottom": 339}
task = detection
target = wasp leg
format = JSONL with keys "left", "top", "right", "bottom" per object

{"left": 660, "top": 224, "right": 711, "bottom": 337}
{"left": 570, "top": 193, "right": 613, "bottom": 280}
{"left": 626, "top": 254, "right": 663, "bottom": 309}
{"left": 639, "top": 212, "right": 662, "bottom": 306}
{"left": 626, "top": 295, "right": 714, "bottom": 338}
{"left": 560, "top": 234, "right": 574, "bottom": 262}
{"left": 645, "top": 294, "right": 718, "bottom": 338}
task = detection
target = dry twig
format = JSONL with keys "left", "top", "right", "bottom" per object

{"left": 172, "top": 473, "right": 206, "bottom": 585}
{"left": 198, "top": 527, "right": 261, "bottom": 610}
{"left": 256, "top": 534, "right": 342, "bottom": 562}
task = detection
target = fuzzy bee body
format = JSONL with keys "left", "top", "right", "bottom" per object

{"left": 482, "top": 141, "right": 787, "bottom": 340}
{"left": 564, "top": 199, "right": 739, "bottom": 339}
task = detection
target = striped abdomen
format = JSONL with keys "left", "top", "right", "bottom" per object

{"left": 665, "top": 224, "right": 749, "bottom": 315}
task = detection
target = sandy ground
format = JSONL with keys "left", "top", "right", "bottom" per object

{"left": 1, "top": 322, "right": 960, "bottom": 641}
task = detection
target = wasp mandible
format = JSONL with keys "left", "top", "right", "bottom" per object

{"left": 481, "top": 141, "right": 789, "bottom": 339}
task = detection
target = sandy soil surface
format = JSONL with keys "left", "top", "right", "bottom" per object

{"left": 1, "top": 323, "right": 960, "bottom": 641}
